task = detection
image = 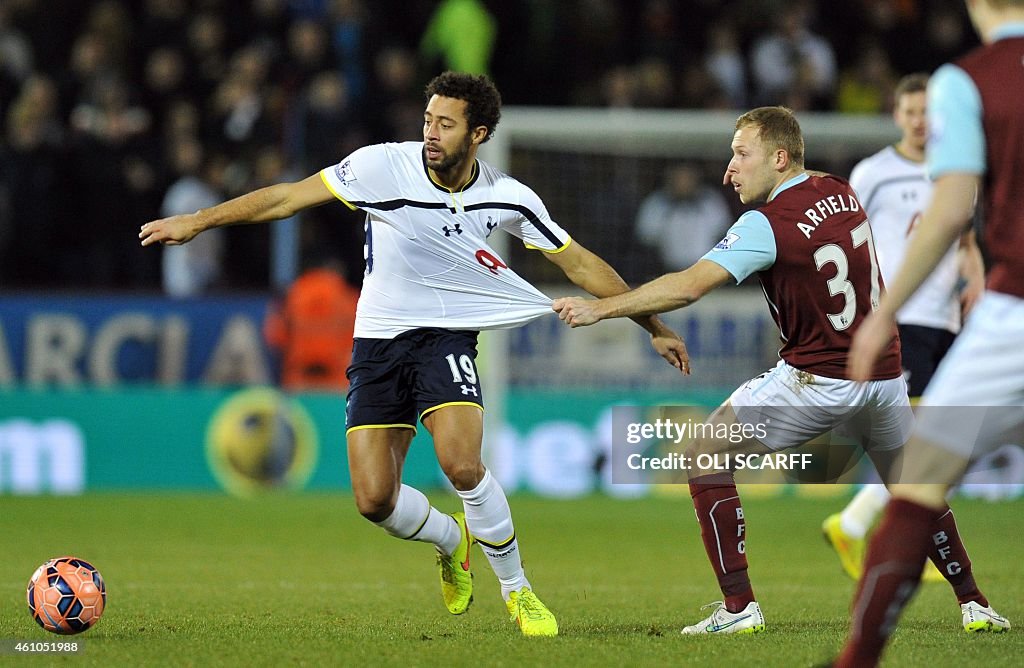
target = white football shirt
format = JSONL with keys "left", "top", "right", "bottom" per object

{"left": 320, "top": 142, "right": 570, "bottom": 338}
{"left": 849, "top": 145, "right": 960, "bottom": 333}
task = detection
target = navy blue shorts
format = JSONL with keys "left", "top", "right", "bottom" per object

{"left": 345, "top": 328, "right": 483, "bottom": 434}
{"left": 897, "top": 324, "right": 956, "bottom": 398}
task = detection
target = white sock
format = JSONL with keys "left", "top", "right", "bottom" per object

{"left": 374, "top": 484, "right": 460, "bottom": 555}
{"left": 457, "top": 469, "right": 530, "bottom": 599}
{"left": 839, "top": 484, "right": 891, "bottom": 539}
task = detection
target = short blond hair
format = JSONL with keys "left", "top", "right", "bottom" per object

{"left": 735, "top": 106, "right": 805, "bottom": 168}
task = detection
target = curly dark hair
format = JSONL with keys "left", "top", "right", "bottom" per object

{"left": 424, "top": 71, "right": 502, "bottom": 142}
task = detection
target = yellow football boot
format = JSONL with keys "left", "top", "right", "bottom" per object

{"left": 437, "top": 512, "right": 473, "bottom": 614}
{"left": 822, "top": 513, "right": 865, "bottom": 581}
{"left": 506, "top": 587, "right": 558, "bottom": 637}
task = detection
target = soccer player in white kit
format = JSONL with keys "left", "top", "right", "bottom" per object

{"left": 821, "top": 73, "right": 985, "bottom": 583}
{"left": 139, "top": 71, "right": 688, "bottom": 637}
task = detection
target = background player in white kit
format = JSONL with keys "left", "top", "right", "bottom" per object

{"left": 139, "top": 71, "right": 689, "bottom": 637}
{"left": 821, "top": 73, "right": 985, "bottom": 582}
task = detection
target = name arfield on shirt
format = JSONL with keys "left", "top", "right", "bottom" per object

{"left": 798, "top": 193, "right": 862, "bottom": 239}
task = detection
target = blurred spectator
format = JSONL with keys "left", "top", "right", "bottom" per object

{"left": 82, "top": 0, "right": 132, "bottom": 75}
{"left": 282, "top": 18, "right": 335, "bottom": 95}
{"left": 600, "top": 65, "right": 638, "bottom": 108}
{"left": 637, "top": 0, "right": 684, "bottom": 63}
{"left": 0, "top": 75, "right": 67, "bottom": 287}
{"left": 68, "top": 74, "right": 156, "bottom": 286}
{"left": 705, "top": 20, "right": 747, "bottom": 109}
{"left": 483, "top": 0, "right": 556, "bottom": 105}
{"left": 750, "top": 2, "right": 837, "bottom": 109}
{"left": 289, "top": 0, "right": 331, "bottom": 20}
{"left": 160, "top": 138, "right": 226, "bottom": 298}
{"left": 856, "top": 0, "right": 921, "bottom": 73}
{"left": 678, "top": 61, "right": 731, "bottom": 110}
{"left": 327, "top": 0, "right": 368, "bottom": 104}
{"left": 3, "top": 0, "right": 82, "bottom": 78}
{"left": 419, "top": 0, "right": 496, "bottom": 76}
{"left": 58, "top": 31, "right": 115, "bottom": 121}
{"left": 0, "top": 0, "right": 991, "bottom": 293}
{"left": 295, "top": 70, "right": 355, "bottom": 170}
{"left": 365, "top": 45, "right": 422, "bottom": 142}
{"left": 634, "top": 163, "right": 733, "bottom": 273}
{"left": 564, "top": 0, "right": 626, "bottom": 105}
{"left": 219, "top": 146, "right": 295, "bottom": 289}
{"left": 922, "top": 1, "right": 976, "bottom": 65}
{"left": 243, "top": 0, "right": 290, "bottom": 56}
{"left": 185, "top": 12, "right": 229, "bottom": 101}
{"left": 70, "top": 74, "right": 151, "bottom": 146}
{"left": 0, "top": 3, "right": 34, "bottom": 121}
{"left": 163, "top": 99, "right": 202, "bottom": 145}
{"left": 634, "top": 58, "right": 675, "bottom": 108}
{"left": 263, "top": 258, "right": 359, "bottom": 391}
{"left": 136, "top": 0, "right": 189, "bottom": 53}
{"left": 836, "top": 40, "right": 896, "bottom": 114}
{"left": 140, "top": 47, "right": 189, "bottom": 130}
{"left": 8, "top": 75, "right": 63, "bottom": 147}
{"left": 210, "top": 45, "right": 280, "bottom": 154}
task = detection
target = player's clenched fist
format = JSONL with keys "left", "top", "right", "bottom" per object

{"left": 139, "top": 213, "right": 205, "bottom": 246}
{"left": 552, "top": 297, "right": 602, "bottom": 327}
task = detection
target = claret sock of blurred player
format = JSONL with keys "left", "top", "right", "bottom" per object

{"left": 836, "top": 499, "right": 1010, "bottom": 666}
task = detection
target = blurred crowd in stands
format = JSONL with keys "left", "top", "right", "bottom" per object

{"left": 0, "top": 0, "right": 979, "bottom": 293}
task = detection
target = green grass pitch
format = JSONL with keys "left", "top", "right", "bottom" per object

{"left": 1, "top": 493, "right": 1020, "bottom": 666}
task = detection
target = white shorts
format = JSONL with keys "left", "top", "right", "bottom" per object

{"left": 915, "top": 292, "right": 1024, "bottom": 459}
{"left": 729, "top": 360, "right": 913, "bottom": 452}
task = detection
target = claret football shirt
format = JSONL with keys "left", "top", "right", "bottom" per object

{"left": 700, "top": 173, "right": 902, "bottom": 380}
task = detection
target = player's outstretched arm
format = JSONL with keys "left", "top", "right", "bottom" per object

{"left": 139, "top": 173, "right": 335, "bottom": 246}
{"left": 544, "top": 240, "right": 692, "bottom": 374}
{"left": 552, "top": 259, "right": 732, "bottom": 326}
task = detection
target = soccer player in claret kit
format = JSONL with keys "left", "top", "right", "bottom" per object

{"left": 821, "top": 73, "right": 985, "bottom": 583}
{"left": 140, "top": 71, "right": 689, "bottom": 636}
{"left": 839, "top": 0, "right": 1023, "bottom": 664}
{"left": 553, "top": 106, "right": 1005, "bottom": 635}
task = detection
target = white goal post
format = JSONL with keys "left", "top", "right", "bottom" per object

{"left": 482, "top": 107, "right": 898, "bottom": 164}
